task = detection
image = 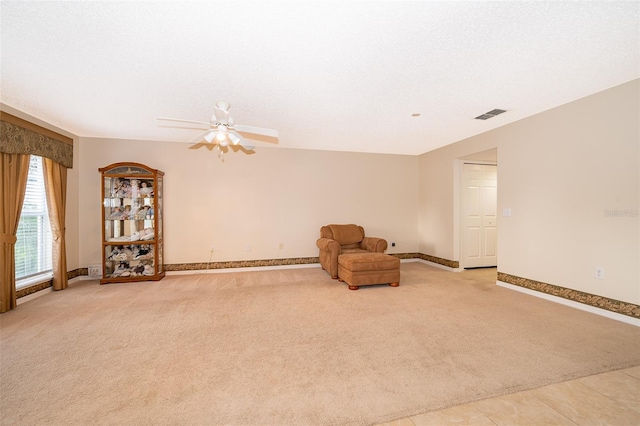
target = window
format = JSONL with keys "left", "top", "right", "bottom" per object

{"left": 15, "top": 156, "right": 52, "bottom": 286}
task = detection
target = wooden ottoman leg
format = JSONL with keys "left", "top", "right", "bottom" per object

{"left": 390, "top": 282, "right": 399, "bottom": 287}
{"left": 348, "top": 285, "right": 359, "bottom": 290}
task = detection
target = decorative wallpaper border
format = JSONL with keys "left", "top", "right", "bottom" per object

{"left": 164, "top": 257, "right": 320, "bottom": 271}
{"left": 69, "top": 268, "right": 87, "bottom": 280}
{"left": 16, "top": 280, "right": 53, "bottom": 299}
{"left": 498, "top": 272, "right": 640, "bottom": 319}
{"left": 16, "top": 254, "right": 456, "bottom": 299}
{"left": 15, "top": 268, "right": 86, "bottom": 299}
{"left": 416, "top": 253, "right": 459, "bottom": 269}
{"left": 391, "top": 252, "right": 421, "bottom": 260}
{"left": 163, "top": 253, "right": 444, "bottom": 271}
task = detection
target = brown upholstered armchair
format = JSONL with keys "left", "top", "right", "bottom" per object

{"left": 316, "top": 224, "right": 388, "bottom": 279}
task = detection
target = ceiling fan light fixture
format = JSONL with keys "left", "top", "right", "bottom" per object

{"left": 228, "top": 132, "right": 240, "bottom": 145}
{"left": 204, "top": 131, "right": 216, "bottom": 143}
{"left": 215, "top": 129, "right": 227, "bottom": 142}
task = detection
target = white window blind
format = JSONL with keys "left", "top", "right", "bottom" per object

{"left": 15, "top": 156, "right": 52, "bottom": 280}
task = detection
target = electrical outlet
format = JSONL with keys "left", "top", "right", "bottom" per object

{"left": 391, "top": 242, "right": 396, "bottom": 247}
{"left": 279, "top": 243, "right": 284, "bottom": 250}
{"left": 245, "top": 244, "right": 251, "bottom": 252}
{"left": 210, "top": 245, "right": 215, "bottom": 252}
{"left": 595, "top": 267, "right": 605, "bottom": 279}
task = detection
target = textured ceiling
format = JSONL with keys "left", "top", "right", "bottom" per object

{"left": 1, "top": 1, "right": 638, "bottom": 155}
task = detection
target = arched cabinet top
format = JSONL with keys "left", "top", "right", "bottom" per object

{"left": 99, "top": 162, "right": 164, "bottom": 177}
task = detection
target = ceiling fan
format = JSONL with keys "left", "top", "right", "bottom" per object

{"left": 157, "top": 101, "right": 278, "bottom": 152}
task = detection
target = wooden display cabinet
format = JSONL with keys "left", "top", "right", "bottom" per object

{"left": 99, "top": 162, "right": 164, "bottom": 284}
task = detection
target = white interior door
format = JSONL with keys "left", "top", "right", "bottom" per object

{"left": 461, "top": 163, "right": 497, "bottom": 268}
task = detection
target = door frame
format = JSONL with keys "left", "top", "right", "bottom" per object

{"left": 454, "top": 159, "right": 498, "bottom": 270}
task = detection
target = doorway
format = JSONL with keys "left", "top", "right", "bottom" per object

{"left": 458, "top": 154, "right": 498, "bottom": 269}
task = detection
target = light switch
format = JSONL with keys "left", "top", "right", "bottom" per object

{"left": 502, "top": 208, "right": 512, "bottom": 217}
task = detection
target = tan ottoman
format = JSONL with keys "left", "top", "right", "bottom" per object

{"left": 338, "top": 253, "right": 400, "bottom": 290}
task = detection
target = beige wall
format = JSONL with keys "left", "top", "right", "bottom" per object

{"left": 66, "top": 131, "right": 80, "bottom": 271}
{"left": 418, "top": 142, "right": 497, "bottom": 260}
{"left": 78, "top": 140, "right": 419, "bottom": 266}
{"left": 418, "top": 79, "right": 639, "bottom": 304}
{"left": 6, "top": 79, "right": 638, "bottom": 306}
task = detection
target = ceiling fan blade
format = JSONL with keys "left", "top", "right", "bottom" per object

{"left": 187, "top": 130, "right": 213, "bottom": 143}
{"left": 189, "top": 142, "right": 217, "bottom": 151}
{"left": 157, "top": 117, "right": 209, "bottom": 126}
{"left": 229, "top": 131, "right": 255, "bottom": 151}
{"left": 233, "top": 124, "right": 278, "bottom": 138}
{"left": 214, "top": 107, "right": 229, "bottom": 124}
{"left": 239, "top": 141, "right": 255, "bottom": 151}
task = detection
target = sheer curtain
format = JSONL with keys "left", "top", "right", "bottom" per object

{"left": 0, "top": 153, "right": 31, "bottom": 312}
{"left": 43, "top": 158, "right": 68, "bottom": 291}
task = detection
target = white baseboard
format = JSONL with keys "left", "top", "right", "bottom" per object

{"left": 169, "top": 258, "right": 421, "bottom": 276}
{"left": 413, "top": 258, "right": 461, "bottom": 272}
{"left": 17, "top": 275, "right": 92, "bottom": 305}
{"left": 167, "top": 257, "right": 423, "bottom": 276}
{"left": 16, "top": 287, "right": 53, "bottom": 305}
{"left": 167, "top": 256, "right": 424, "bottom": 276}
{"left": 497, "top": 280, "right": 640, "bottom": 327}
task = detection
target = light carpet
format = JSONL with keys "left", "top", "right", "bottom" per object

{"left": 2, "top": 262, "right": 640, "bottom": 425}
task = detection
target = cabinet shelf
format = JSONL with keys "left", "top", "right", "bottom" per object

{"left": 99, "top": 162, "right": 164, "bottom": 284}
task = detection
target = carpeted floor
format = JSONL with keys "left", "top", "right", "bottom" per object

{"left": 2, "top": 262, "right": 639, "bottom": 425}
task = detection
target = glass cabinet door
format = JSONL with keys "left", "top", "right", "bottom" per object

{"left": 99, "top": 163, "right": 164, "bottom": 284}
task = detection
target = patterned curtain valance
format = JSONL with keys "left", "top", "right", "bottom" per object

{"left": 0, "top": 112, "right": 73, "bottom": 168}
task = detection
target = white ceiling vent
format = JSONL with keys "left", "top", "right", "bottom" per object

{"left": 475, "top": 109, "right": 507, "bottom": 120}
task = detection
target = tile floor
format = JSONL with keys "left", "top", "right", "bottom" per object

{"left": 376, "top": 366, "right": 640, "bottom": 426}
